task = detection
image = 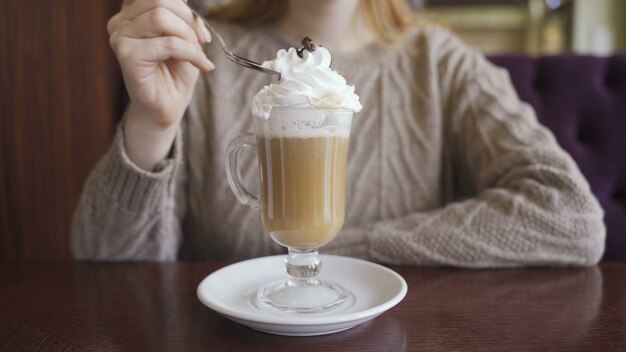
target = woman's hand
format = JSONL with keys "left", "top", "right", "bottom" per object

{"left": 108, "top": 0, "right": 214, "bottom": 170}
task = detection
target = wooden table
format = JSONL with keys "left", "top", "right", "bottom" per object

{"left": 1, "top": 261, "right": 625, "bottom": 351}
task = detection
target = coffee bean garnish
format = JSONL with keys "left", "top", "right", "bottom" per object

{"left": 296, "top": 37, "right": 317, "bottom": 58}
{"left": 302, "top": 37, "right": 317, "bottom": 52}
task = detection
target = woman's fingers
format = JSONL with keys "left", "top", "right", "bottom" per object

{"left": 119, "top": 7, "right": 198, "bottom": 44}
{"left": 108, "top": 3, "right": 215, "bottom": 72}
{"left": 112, "top": 36, "right": 214, "bottom": 72}
{"left": 107, "top": 12, "right": 124, "bottom": 35}
{"left": 116, "top": 0, "right": 210, "bottom": 44}
{"left": 194, "top": 15, "right": 211, "bottom": 43}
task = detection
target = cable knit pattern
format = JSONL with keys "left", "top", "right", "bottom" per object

{"left": 71, "top": 23, "right": 605, "bottom": 266}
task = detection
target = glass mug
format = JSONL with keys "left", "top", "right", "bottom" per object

{"left": 225, "top": 107, "right": 353, "bottom": 312}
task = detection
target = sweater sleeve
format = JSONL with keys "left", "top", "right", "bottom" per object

{"left": 324, "top": 31, "right": 605, "bottom": 267}
{"left": 70, "top": 121, "right": 186, "bottom": 261}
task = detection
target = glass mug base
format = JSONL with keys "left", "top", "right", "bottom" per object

{"left": 255, "top": 249, "right": 351, "bottom": 313}
{"left": 256, "top": 278, "right": 350, "bottom": 313}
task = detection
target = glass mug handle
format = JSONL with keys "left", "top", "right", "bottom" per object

{"left": 225, "top": 133, "right": 261, "bottom": 209}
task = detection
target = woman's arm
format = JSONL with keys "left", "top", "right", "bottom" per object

{"left": 326, "top": 31, "right": 605, "bottom": 267}
{"left": 70, "top": 122, "right": 186, "bottom": 260}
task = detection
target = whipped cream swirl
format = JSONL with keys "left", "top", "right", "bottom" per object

{"left": 252, "top": 46, "right": 362, "bottom": 118}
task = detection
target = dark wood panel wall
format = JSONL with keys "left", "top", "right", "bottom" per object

{"left": 1, "top": 1, "right": 123, "bottom": 260}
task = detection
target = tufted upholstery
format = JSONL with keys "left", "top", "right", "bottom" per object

{"left": 489, "top": 54, "right": 626, "bottom": 261}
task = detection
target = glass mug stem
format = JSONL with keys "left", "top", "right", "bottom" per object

{"left": 285, "top": 249, "right": 320, "bottom": 281}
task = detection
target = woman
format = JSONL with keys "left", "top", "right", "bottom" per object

{"left": 71, "top": 0, "right": 606, "bottom": 266}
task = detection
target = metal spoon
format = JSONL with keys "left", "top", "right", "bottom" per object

{"left": 184, "top": 2, "right": 281, "bottom": 77}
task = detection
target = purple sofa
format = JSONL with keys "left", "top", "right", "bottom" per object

{"left": 489, "top": 54, "right": 626, "bottom": 261}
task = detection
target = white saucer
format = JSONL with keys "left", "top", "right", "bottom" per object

{"left": 197, "top": 255, "right": 407, "bottom": 336}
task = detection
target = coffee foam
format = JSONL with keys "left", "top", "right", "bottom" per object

{"left": 255, "top": 109, "right": 352, "bottom": 139}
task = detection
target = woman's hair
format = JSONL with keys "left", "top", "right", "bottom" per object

{"left": 206, "top": 0, "right": 420, "bottom": 45}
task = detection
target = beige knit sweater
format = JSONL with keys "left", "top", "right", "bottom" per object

{"left": 71, "top": 22, "right": 606, "bottom": 266}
